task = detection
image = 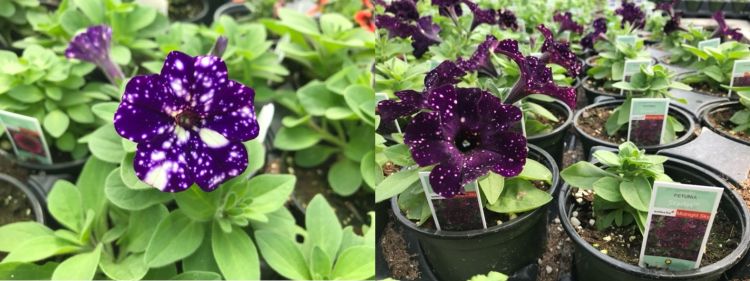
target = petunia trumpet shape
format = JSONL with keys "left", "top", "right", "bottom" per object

{"left": 553, "top": 12, "right": 583, "bottom": 34}
{"left": 538, "top": 25, "right": 582, "bottom": 77}
{"left": 581, "top": 18, "right": 608, "bottom": 50}
{"left": 615, "top": 0, "right": 645, "bottom": 29}
{"left": 65, "top": 25, "right": 124, "bottom": 85}
{"left": 712, "top": 11, "right": 743, "bottom": 41}
{"left": 404, "top": 86, "right": 526, "bottom": 196}
{"left": 114, "top": 51, "right": 259, "bottom": 192}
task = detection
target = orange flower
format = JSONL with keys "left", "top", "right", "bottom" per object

{"left": 355, "top": 10, "right": 375, "bottom": 32}
{"left": 363, "top": 0, "right": 373, "bottom": 9}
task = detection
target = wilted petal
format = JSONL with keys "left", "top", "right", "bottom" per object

{"left": 190, "top": 139, "right": 248, "bottom": 191}
{"left": 133, "top": 134, "right": 194, "bottom": 192}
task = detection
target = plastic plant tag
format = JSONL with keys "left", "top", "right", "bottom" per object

{"left": 615, "top": 35, "right": 637, "bottom": 47}
{"left": 619, "top": 59, "right": 652, "bottom": 87}
{"left": 697, "top": 38, "right": 720, "bottom": 51}
{"left": 728, "top": 59, "right": 750, "bottom": 98}
{"left": 514, "top": 101, "right": 527, "bottom": 137}
{"left": 0, "top": 110, "right": 52, "bottom": 164}
{"left": 375, "top": 92, "right": 402, "bottom": 134}
{"left": 419, "top": 171, "right": 488, "bottom": 231}
{"left": 627, "top": 98, "right": 670, "bottom": 146}
{"left": 607, "top": 0, "right": 618, "bottom": 10}
{"left": 639, "top": 181, "right": 723, "bottom": 271}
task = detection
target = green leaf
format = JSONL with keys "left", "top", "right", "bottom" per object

{"left": 47, "top": 180, "right": 84, "bottom": 232}
{"left": 144, "top": 210, "right": 206, "bottom": 268}
{"left": 619, "top": 176, "right": 652, "bottom": 212}
{"left": 361, "top": 151, "right": 381, "bottom": 188}
{"left": 478, "top": 172, "right": 504, "bottom": 205}
{"left": 121, "top": 204, "right": 169, "bottom": 254}
{"left": 120, "top": 153, "right": 152, "bottom": 190}
{"left": 3, "top": 236, "right": 78, "bottom": 263}
{"left": 310, "top": 247, "right": 332, "bottom": 279}
{"left": 73, "top": 0, "right": 103, "bottom": 23}
{"left": 375, "top": 168, "right": 419, "bottom": 203}
{"left": 297, "top": 81, "right": 337, "bottom": 116}
{"left": 8, "top": 85, "right": 44, "bottom": 103}
{"left": 330, "top": 246, "right": 375, "bottom": 280}
{"left": 211, "top": 224, "right": 260, "bottom": 280}
{"left": 105, "top": 168, "right": 171, "bottom": 211}
{"left": 560, "top": 162, "right": 617, "bottom": 189}
{"left": 328, "top": 159, "right": 362, "bottom": 196}
{"left": 320, "top": 13, "right": 353, "bottom": 35}
{"left": 43, "top": 110, "right": 70, "bottom": 138}
{"left": 51, "top": 244, "right": 102, "bottom": 281}
{"left": 0, "top": 262, "right": 57, "bottom": 280}
{"left": 593, "top": 150, "right": 621, "bottom": 167}
{"left": 294, "top": 145, "right": 336, "bottom": 167}
{"left": 182, "top": 231, "right": 220, "bottom": 273}
{"left": 305, "top": 195, "right": 342, "bottom": 259}
{"left": 592, "top": 177, "right": 623, "bottom": 202}
{"left": 91, "top": 102, "right": 119, "bottom": 121}
{"left": 382, "top": 144, "right": 415, "bottom": 166}
{"left": 60, "top": 10, "right": 90, "bottom": 34}
{"left": 277, "top": 8, "right": 320, "bottom": 35}
{"left": 255, "top": 230, "right": 310, "bottom": 280}
{"left": 174, "top": 185, "right": 222, "bottom": 222}
{"left": 66, "top": 104, "right": 95, "bottom": 123}
{"left": 234, "top": 174, "right": 296, "bottom": 221}
{"left": 0, "top": 222, "right": 54, "bottom": 252}
{"left": 171, "top": 271, "right": 222, "bottom": 280}
{"left": 487, "top": 178, "right": 552, "bottom": 213}
{"left": 99, "top": 253, "right": 149, "bottom": 281}
{"left": 76, "top": 157, "right": 116, "bottom": 217}
{"left": 517, "top": 159, "right": 552, "bottom": 184}
{"left": 110, "top": 45, "right": 132, "bottom": 65}
{"left": 274, "top": 126, "right": 322, "bottom": 151}
{"left": 88, "top": 124, "right": 126, "bottom": 163}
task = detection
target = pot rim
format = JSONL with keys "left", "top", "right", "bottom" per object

{"left": 700, "top": 100, "right": 750, "bottom": 146}
{"left": 572, "top": 99, "right": 697, "bottom": 151}
{"left": 527, "top": 98, "right": 574, "bottom": 141}
{"left": 582, "top": 76, "right": 626, "bottom": 98}
{"left": 0, "top": 173, "right": 44, "bottom": 225}
{"left": 0, "top": 149, "right": 88, "bottom": 172}
{"left": 390, "top": 144, "right": 559, "bottom": 239}
{"left": 213, "top": 2, "right": 251, "bottom": 22}
{"left": 171, "top": 0, "right": 210, "bottom": 22}
{"left": 675, "top": 71, "right": 732, "bottom": 98}
{"left": 557, "top": 157, "right": 750, "bottom": 279}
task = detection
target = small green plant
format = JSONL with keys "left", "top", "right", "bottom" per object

{"left": 587, "top": 39, "right": 650, "bottom": 83}
{"left": 561, "top": 142, "right": 673, "bottom": 233}
{"left": 608, "top": 64, "right": 690, "bottom": 141}
{"left": 680, "top": 41, "right": 750, "bottom": 93}
{"left": 0, "top": 0, "right": 41, "bottom": 48}
{"left": 0, "top": 46, "right": 116, "bottom": 158}
{"left": 730, "top": 91, "right": 750, "bottom": 133}
{"left": 468, "top": 271, "right": 509, "bottom": 281}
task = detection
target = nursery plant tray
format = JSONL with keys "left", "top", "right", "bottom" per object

{"left": 658, "top": 127, "right": 750, "bottom": 184}
{"left": 669, "top": 88, "right": 727, "bottom": 116}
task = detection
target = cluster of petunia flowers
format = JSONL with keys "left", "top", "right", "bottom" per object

{"left": 377, "top": 24, "right": 579, "bottom": 197}
{"left": 67, "top": 26, "right": 259, "bottom": 193}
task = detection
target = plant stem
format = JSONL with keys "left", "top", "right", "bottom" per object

{"left": 308, "top": 121, "right": 346, "bottom": 147}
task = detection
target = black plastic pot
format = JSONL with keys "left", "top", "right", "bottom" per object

{"left": 701, "top": 101, "right": 750, "bottom": 146}
{"left": 527, "top": 99, "right": 573, "bottom": 167}
{"left": 558, "top": 157, "right": 750, "bottom": 281}
{"left": 213, "top": 2, "right": 253, "bottom": 22}
{"left": 708, "top": 0, "right": 728, "bottom": 11}
{"left": 581, "top": 76, "right": 624, "bottom": 105}
{"left": 573, "top": 100, "right": 697, "bottom": 159}
{"left": 684, "top": 0, "right": 704, "bottom": 11}
{"left": 674, "top": 72, "right": 729, "bottom": 99}
{"left": 390, "top": 145, "right": 559, "bottom": 281}
{"left": 0, "top": 150, "right": 87, "bottom": 179}
{"left": 0, "top": 173, "right": 45, "bottom": 225}
{"left": 168, "top": 0, "right": 210, "bottom": 24}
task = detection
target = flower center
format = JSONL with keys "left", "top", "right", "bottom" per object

{"left": 454, "top": 130, "right": 480, "bottom": 153}
{"left": 175, "top": 110, "right": 201, "bottom": 129}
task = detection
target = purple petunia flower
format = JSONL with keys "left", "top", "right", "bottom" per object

{"left": 404, "top": 86, "right": 526, "bottom": 196}
{"left": 113, "top": 51, "right": 259, "bottom": 192}
{"left": 375, "top": 14, "right": 441, "bottom": 58}
{"left": 664, "top": 12, "right": 683, "bottom": 34}
{"left": 65, "top": 25, "right": 124, "bottom": 85}
{"left": 463, "top": 1, "right": 497, "bottom": 29}
{"left": 497, "top": 9, "right": 518, "bottom": 31}
{"left": 712, "top": 11, "right": 744, "bottom": 41}
{"left": 538, "top": 25, "right": 582, "bottom": 77}
{"left": 383, "top": 0, "right": 419, "bottom": 21}
{"left": 495, "top": 39, "right": 578, "bottom": 108}
{"left": 553, "top": 12, "right": 583, "bottom": 34}
{"left": 653, "top": 0, "right": 676, "bottom": 16}
{"left": 581, "top": 18, "right": 608, "bottom": 50}
{"left": 615, "top": 0, "right": 645, "bottom": 29}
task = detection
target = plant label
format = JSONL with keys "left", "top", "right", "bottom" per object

{"left": 419, "top": 171, "right": 488, "bottom": 231}
{"left": 514, "top": 101, "right": 527, "bottom": 137}
{"left": 615, "top": 35, "right": 637, "bottom": 48}
{"left": 728, "top": 59, "right": 750, "bottom": 98}
{"left": 627, "top": 98, "right": 669, "bottom": 147}
{"left": 619, "top": 59, "right": 652, "bottom": 93}
{"left": 607, "top": 0, "right": 619, "bottom": 10}
{"left": 639, "top": 181, "right": 723, "bottom": 271}
{"left": 0, "top": 110, "right": 52, "bottom": 164}
{"left": 375, "top": 93, "right": 402, "bottom": 134}
{"left": 697, "top": 38, "right": 720, "bottom": 51}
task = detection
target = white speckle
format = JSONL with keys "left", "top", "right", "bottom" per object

{"left": 199, "top": 128, "right": 229, "bottom": 148}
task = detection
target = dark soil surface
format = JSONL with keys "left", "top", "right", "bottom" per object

{"left": 537, "top": 217, "right": 575, "bottom": 281}
{"left": 707, "top": 106, "right": 750, "bottom": 144}
{"left": 0, "top": 162, "right": 35, "bottom": 260}
{"left": 168, "top": 0, "right": 206, "bottom": 21}
{"left": 568, "top": 189, "right": 740, "bottom": 267}
{"left": 577, "top": 106, "right": 687, "bottom": 145}
{"left": 382, "top": 221, "right": 421, "bottom": 280}
{"left": 687, "top": 81, "right": 728, "bottom": 98}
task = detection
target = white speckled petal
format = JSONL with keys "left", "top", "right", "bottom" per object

{"left": 114, "top": 75, "right": 181, "bottom": 142}
{"left": 200, "top": 81, "right": 259, "bottom": 142}
{"left": 133, "top": 134, "right": 193, "bottom": 192}
{"left": 188, "top": 137, "right": 248, "bottom": 192}
{"left": 161, "top": 51, "right": 195, "bottom": 101}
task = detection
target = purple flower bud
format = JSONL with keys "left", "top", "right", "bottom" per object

{"left": 712, "top": 11, "right": 744, "bottom": 41}
{"left": 581, "top": 18, "right": 608, "bottom": 50}
{"left": 65, "top": 25, "right": 124, "bottom": 85}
